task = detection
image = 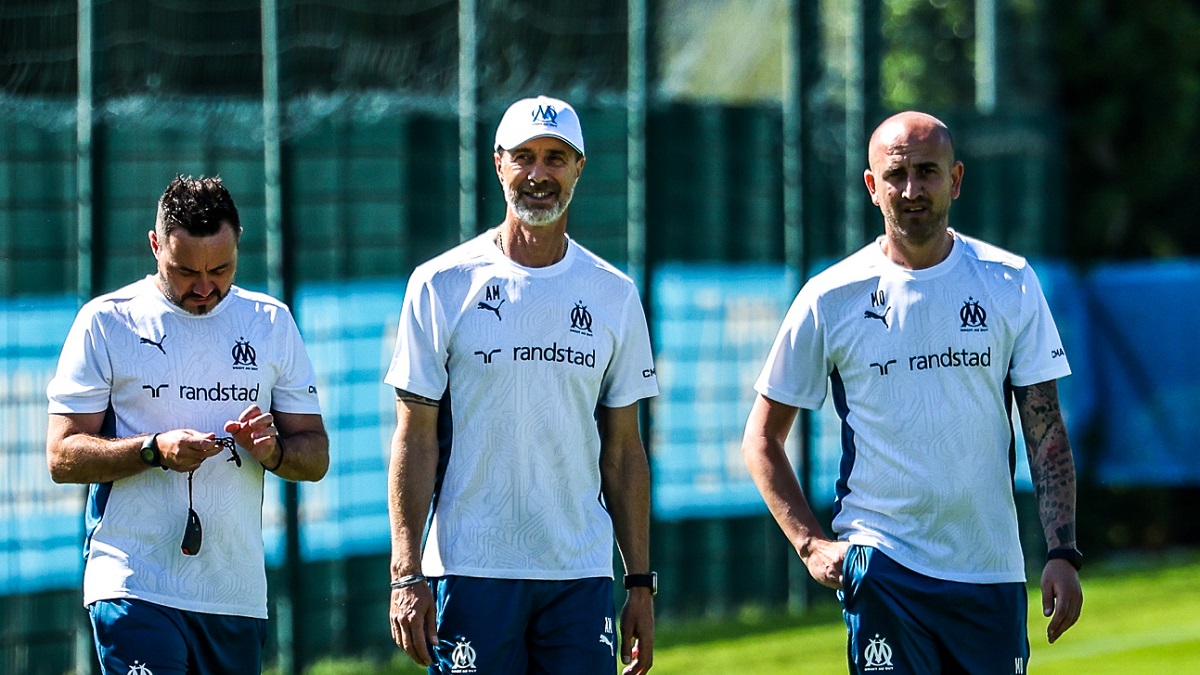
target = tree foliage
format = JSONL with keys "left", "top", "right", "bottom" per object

{"left": 877, "top": 0, "right": 1199, "bottom": 260}
{"left": 1056, "top": 0, "right": 1200, "bottom": 259}
{"left": 880, "top": 0, "right": 976, "bottom": 110}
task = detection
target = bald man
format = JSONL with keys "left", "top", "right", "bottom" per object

{"left": 742, "top": 112, "right": 1082, "bottom": 674}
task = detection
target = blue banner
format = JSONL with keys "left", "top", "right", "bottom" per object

{"left": 2, "top": 261, "right": 1198, "bottom": 593}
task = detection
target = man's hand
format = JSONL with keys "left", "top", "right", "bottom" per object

{"left": 1042, "top": 559, "right": 1083, "bottom": 643}
{"left": 390, "top": 582, "right": 438, "bottom": 666}
{"left": 155, "top": 429, "right": 221, "bottom": 472}
{"left": 619, "top": 589, "right": 654, "bottom": 674}
{"left": 224, "top": 405, "right": 280, "bottom": 465}
{"left": 802, "top": 539, "right": 852, "bottom": 590}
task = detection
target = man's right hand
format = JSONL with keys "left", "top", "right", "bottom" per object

{"left": 801, "top": 538, "right": 852, "bottom": 590}
{"left": 390, "top": 581, "right": 438, "bottom": 666}
{"left": 156, "top": 429, "right": 221, "bottom": 472}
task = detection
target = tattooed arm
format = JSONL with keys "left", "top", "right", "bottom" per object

{"left": 1014, "top": 379, "right": 1082, "bottom": 643}
{"left": 1014, "top": 379, "right": 1077, "bottom": 549}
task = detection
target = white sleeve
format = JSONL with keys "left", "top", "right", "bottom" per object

{"left": 1009, "top": 264, "right": 1071, "bottom": 387}
{"left": 383, "top": 273, "right": 450, "bottom": 401}
{"left": 46, "top": 304, "right": 112, "bottom": 414}
{"left": 754, "top": 284, "right": 831, "bottom": 410}
{"left": 268, "top": 306, "right": 323, "bottom": 414}
{"left": 599, "top": 289, "right": 658, "bottom": 408}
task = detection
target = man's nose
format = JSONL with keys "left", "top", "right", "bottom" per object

{"left": 526, "top": 159, "right": 550, "bottom": 182}
{"left": 902, "top": 175, "right": 923, "bottom": 200}
{"left": 193, "top": 275, "right": 215, "bottom": 296}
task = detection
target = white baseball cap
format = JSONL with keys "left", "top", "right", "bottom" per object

{"left": 494, "top": 95, "right": 585, "bottom": 157}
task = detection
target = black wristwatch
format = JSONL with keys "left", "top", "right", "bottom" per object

{"left": 1046, "top": 547, "right": 1083, "bottom": 571}
{"left": 623, "top": 572, "right": 658, "bottom": 595}
{"left": 140, "top": 433, "right": 166, "bottom": 470}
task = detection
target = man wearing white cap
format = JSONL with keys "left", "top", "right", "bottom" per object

{"left": 385, "top": 96, "right": 659, "bottom": 674}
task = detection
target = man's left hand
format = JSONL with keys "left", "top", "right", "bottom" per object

{"left": 619, "top": 589, "right": 654, "bottom": 674}
{"left": 1041, "top": 559, "right": 1083, "bottom": 643}
{"left": 224, "top": 405, "right": 279, "bottom": 465}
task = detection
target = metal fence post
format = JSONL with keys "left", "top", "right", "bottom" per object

{"left": 76, "top": 0, "right": 94, "bottom": 304}
{"left": 261, "top": 1, "right": 301, "bottom": 673}
{"left": 783, "top": 0, "right": 817, "bottom": 614}
{"left": 459, "top": 0, "right": 478, "bottom": 243}
{"left": 75, "top": 8, "right": 97, "bottom": 671}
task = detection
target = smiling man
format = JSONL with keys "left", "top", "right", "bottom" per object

{"left": 743, "top": 111, "right": 1083, "bottom": 674}
{"left": 385, "top": 96, "right": 658, "bottom": 675}
{"left": 46, "top": 175, "right": 329, "bottom": 674}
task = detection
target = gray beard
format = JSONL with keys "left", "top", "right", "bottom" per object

{"left": 505, "top": 186, "right": 572, "bottom": 226}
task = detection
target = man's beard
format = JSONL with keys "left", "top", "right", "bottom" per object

{"left": 887, "top": 201, "right": 950, "bottom": 246}
{"left": 161, "top": 277, "right": 227, "bottom": 315}
{"left": 505, "top": 184, "right": 573, "bottom": 226}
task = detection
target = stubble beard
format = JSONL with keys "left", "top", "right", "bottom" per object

{"left": 887, "top": 203, "right": 950, "bottom": 247}
{"left": 160, "top": 272, "right": 227, "bottom": 315}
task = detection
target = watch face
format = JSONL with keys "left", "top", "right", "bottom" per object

{"left": 141, "top": 437, "right": 160, "bottom": 466}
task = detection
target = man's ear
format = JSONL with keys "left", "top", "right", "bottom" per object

{"left": 863, "top": 169, "right": 880, "bottom": 206}
{"left": 949, "top": 161, "right": 965, "bottom": 200}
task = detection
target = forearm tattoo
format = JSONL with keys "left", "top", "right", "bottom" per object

{"left": 1014, "top": 380, "right": 1078, "bottom": 549}
{"left": 395, "top": 388, "right": 439, "bottom": 408}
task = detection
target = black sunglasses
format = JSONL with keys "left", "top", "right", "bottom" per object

{"left": 180, "top": 436, "right": 243, "bottom": 556}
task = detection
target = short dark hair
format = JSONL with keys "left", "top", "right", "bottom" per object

{"left": 156, "top": 175, "right": 241, "bottom": 239}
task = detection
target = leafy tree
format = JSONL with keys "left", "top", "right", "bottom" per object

{"left": 1055, "top": 0, "right": 1200, "bottom": 259}
{"left": 877, "top": 0, "right": 1199, "bottom": 259}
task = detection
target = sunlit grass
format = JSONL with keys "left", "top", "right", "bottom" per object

{"left": 285, "top": 551, "right": 1200, "bottom": 675}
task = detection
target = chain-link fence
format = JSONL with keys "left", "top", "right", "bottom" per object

{"left": 1, "top": 1, "right": 1067, "bottom": 672}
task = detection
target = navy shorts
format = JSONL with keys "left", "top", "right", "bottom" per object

{"left": 839, "top": 545, "right": 1030, "bottom": 675}
{"left": 428, "top": 576, "right": 616, "bottom": 675}
{"left": 89, "top": 598, "right": 267, "bottom": 674}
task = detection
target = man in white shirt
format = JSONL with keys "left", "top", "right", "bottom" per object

{"left": 743, "top": 112, "right": 1083, "bottom": 674}
{"left": 385, "top": 96, "right": 658, "bottom": 675}
{"left": 46, "top": 175, "right": 329, "bottom": 674}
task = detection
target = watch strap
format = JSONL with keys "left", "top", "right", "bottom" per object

{"left": 1046, "top": 547, "right": 1083, "bottom": 571}
{"left": 140, "top": 433, "right": 166, "bottom": 469}
{"left": 623, "top": 572, "right": 657, "bottom": 595}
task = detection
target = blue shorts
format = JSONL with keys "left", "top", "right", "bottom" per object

{"left": 428, "top": 576, "right": 616, "bottom": 675}
{"left": 89, "top": 598, "right": 267, "bottom": 674}
{"left": 839, "top": 545, "right": 1029, "bottom": 675}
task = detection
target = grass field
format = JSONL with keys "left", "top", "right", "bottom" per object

{"left": 299, "top": 551, "right": 1200, "bottom": 675}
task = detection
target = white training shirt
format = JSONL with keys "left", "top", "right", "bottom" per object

{"left": 47, "top": 277, "right": 321, "bottom": 618}
{"left": 385, "top": 231, "right": 659, "bottom": 580}
{"left": 756, "top": 231, "right": 1070, "bottom": 583}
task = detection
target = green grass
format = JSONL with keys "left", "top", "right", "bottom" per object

{"left": 295, "top": 551, "right": 1200, "bottom": 674}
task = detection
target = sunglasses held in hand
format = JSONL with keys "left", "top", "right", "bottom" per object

{"left": 179, "top": 436, "right": 242, "bottom": 556}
